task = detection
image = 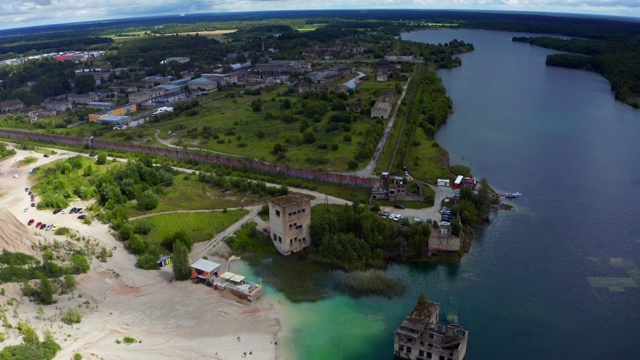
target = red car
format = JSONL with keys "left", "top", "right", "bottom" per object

{"left": 27, "top": 219, "right": 35, "bottom": 226}
{"left": 35, "top": 221, "right": 42, "bottom": 228}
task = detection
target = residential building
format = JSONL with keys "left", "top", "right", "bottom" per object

{"left": 268, "top": 195, "right": 311, "bottom": 255}
{"left": 152, "top": 92, "right": 187, "bottom": 104}
{"left": 346, "top": 101, "right": 363, "bottom": 113}
{"left": 202, "top": 73, "right": 238, "bottom": 87}
{"left": 87, "top": 102, "right": 115, "bottom": 110}
{"left": 187, "top": 77, "right": 217, "bottom": 91}
{"left": 0, "top": 99, "right": 25, "bottom": 113}
{"left": 129, "top": 88, "right": 166, "bottom": 104}
{"left": 387, "top": 176, "right": 407, "bottom": 201}
{"left": 110, "top": 85, "right": 138, "bottom": 94}
{"left": 44, "top": 101, "right": 71, "bottom": 112}
{"left": 68, "top": 93, "right": 96, "bottom": 104}
{"left": 394, "top": 298, "right": 468, "bottom": 360}
{"left": 141, "top": 75, "right": 173, "bottom": 88}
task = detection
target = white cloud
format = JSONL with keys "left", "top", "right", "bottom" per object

{"left": 0, "top": 0, "right": 638, "bottom": 30}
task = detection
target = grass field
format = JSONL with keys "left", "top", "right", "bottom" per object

{"left": 131, "top": 210, "right": 248, "bottom": 244}
{"left": 129, "top": 173, "right": 261, "bottom": 217}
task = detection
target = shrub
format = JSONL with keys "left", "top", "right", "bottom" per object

{"left": 136, "top": 254, "right": 159, "bottom": 270}
{"left": 343, "top": 134, "right": 352, "bottom": 142}
{"left": 134, "top": 220, "right": 152, "bottom": 235}
{"left": 331, "top": 143, "right": 339, "bottom": 151}
{"left": 123, "top": 336, "right": 136, "bottom": 344}
{"left": 62, "top": 309, "right": 82, "bottom": 325}
{"left": 69, "top": 253, "right": 90, "bottom": 274}
{"left": 127, "top": 236, "right": 146, "bottom": 255}
{"left": 60, "top": 275, "right": 76, "bottom": 294}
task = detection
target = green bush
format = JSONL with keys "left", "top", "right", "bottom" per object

{"left": 68, "top": 253, "right": 90, "bottom": 274}
{"left": 123, "top": 336, "right": 136, "bottom": 344}
{"left": 62, "top": 309, "right": 82, "bottom": 325}
{"left": 135, "top": 254, "right": 159, "bottom": 270}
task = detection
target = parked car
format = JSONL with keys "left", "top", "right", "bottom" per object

{"left": 89, "top": 153, "right": 97, "bottom": 157}
{"left": 70, "top": 207, "right": 77, "bottom": 214}
{"left": 31, "top": 203, "right": 35, "bottom": 207}
{"left": 440, "top": 221, "right": 451, "bottom": 226}
{"left": 77, "top": 215, "right": 87, "bottom": 220}
{"left": 262, "top": 227, "right": 270, "bottom": 234}
{"left": 76, "top": 208, "right": 83, "bottom": 213}
{"left": 61, "top": 209, "right": 67, "bottom": 214}
{"left": 43, "top": 154, "right": 49, "bottom": 158}
{"left": 394, "top": 204, "right": 406, "bottom": 209}
{"left": 45, "top": 225, "right": 53, "bottom": 231}
{"left": 52, "top": 224, "right": 59, "bottom": 231}
{"left": 24, "top": 187, "right": 29, "bottom": 192}
{"left": 23, "top": 208, "right": 28, "bottom": 212}
{"left": 39, "top": 224, "right": 46, "bottom": 230}
{"left": 53, "top": 209, "right": 61, "bottom": 214}
{"left": 35, "top": 221, "right": 42, "bottom": 228}
{"left": 27, "top": 219, "right": 34, "bottom": 226}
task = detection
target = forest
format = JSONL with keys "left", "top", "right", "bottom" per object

{"left": 309, "top": 204, "right": 431, "bottom": 270}
{"left": 512, "top": 36, "right": 640, "bottom": 108}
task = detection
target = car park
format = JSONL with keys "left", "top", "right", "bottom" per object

{"left": 27, "top": 219, "right": 34, "bottom": 225}
{"left": 77, "top": 215, "right": 87, "bottom": 220}
{"left": 394, "top": 204, "right": 406, "bottom": 209}
{"left": 36, "top": 221, "right": 42, "bottom": 227}
{"left": 39, "top": 224, "right": 46, "bottom": 230}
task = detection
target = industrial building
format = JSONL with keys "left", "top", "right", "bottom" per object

{"left": 268, "top": 195, "right": 311, "bottom": 255}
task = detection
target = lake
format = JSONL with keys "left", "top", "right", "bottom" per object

{"left": 253, "top": 29, "right": 640, "bottom": 359}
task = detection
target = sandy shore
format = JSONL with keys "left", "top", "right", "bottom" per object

{"left": 0, "top": 148, "right": 282, "bottom": 360}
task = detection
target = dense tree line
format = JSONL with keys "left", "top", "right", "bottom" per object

{"left": 0, "top": 37, "right": 113, "bottom": 55}
{"left": 0, "top": 58, "right": 76, "bottom": 106}
{"left": 513, "top": 36, "right": 640, "bottom": 108}
{"left": 310, "top": 204, "right": 431, "bottom": 270}
{"left": 105, "top": 34, "right": 225, "bottom": 68}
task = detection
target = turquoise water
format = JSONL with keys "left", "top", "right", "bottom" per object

{"left": 247, "top": 29, "right": 640, "bottom": 359}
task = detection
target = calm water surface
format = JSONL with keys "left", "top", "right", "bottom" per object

{"left": 249, "top": 29, "right": 640, "bottom": 360}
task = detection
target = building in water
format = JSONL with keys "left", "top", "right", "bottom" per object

{"left": 268, "top": 195, "right": 311, "bottom": 255}
{"left": 394, "top": 296, "right": 468, "bottom": 360}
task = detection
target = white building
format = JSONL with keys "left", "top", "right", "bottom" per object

{"left": 268, "top": 195, "right": 311, "bottom": 255}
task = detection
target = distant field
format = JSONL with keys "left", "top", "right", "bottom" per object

{"left": 177, "top": 30, "right": 237, "bottom": 36}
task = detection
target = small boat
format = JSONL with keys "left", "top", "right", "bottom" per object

{"left": 504, "top": 192, "right": 521, "bottom": 199}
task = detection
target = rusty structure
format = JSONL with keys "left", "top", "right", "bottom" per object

{"left": 0, "top": 129, "right": 380, "bottom": 188}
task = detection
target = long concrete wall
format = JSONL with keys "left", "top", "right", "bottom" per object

{"left": 0, "top": 129, "right": 380, "bottom": 188}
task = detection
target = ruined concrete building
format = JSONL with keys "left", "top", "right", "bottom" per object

{"left": 268, "top": 195, "right": 311, "bottom": 255}
{"left": 394, "top": 297, "right": 468, "bottom": 360}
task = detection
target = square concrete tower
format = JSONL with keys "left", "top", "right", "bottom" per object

{"left": 268, "top": 195, "right": 311, "bottom": 255}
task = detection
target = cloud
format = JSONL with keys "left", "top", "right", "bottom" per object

{"left": 0, "top": 0, "right": 638, "bottom": 30}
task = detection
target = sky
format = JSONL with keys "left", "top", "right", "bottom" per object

{"left": 1, "top": 0, "right": 639, "bottom": 30}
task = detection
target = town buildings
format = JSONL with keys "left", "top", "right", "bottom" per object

{"left": 268, "top": 195, "right": 311, "bottom": 255}
{"left": 394, "top": 298, "right": 468, "bottom": 360}
{"left": 0, "top": 99, "right": 25, "bottom": 113}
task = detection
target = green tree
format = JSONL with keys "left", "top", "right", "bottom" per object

{"left": 127, "top": 235, "right": 146, "bottom": 255}
{"left": 172, "top": 242, "right": 191, "bottom": 281}
{"left": 74, "top": 74, "right": 96, "bottom": 94}
{"left": 39, "top": 275, "right": 55, "bottom": 305}
{"left": 136, "top": 190, "right": 158, "bottom": 211}
{"left": 96, "top": 153, "right": 107, "bottom": 165}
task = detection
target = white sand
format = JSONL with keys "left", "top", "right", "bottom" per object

{"left": 0, "top": 148, "right": 282, "bottom": 360}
